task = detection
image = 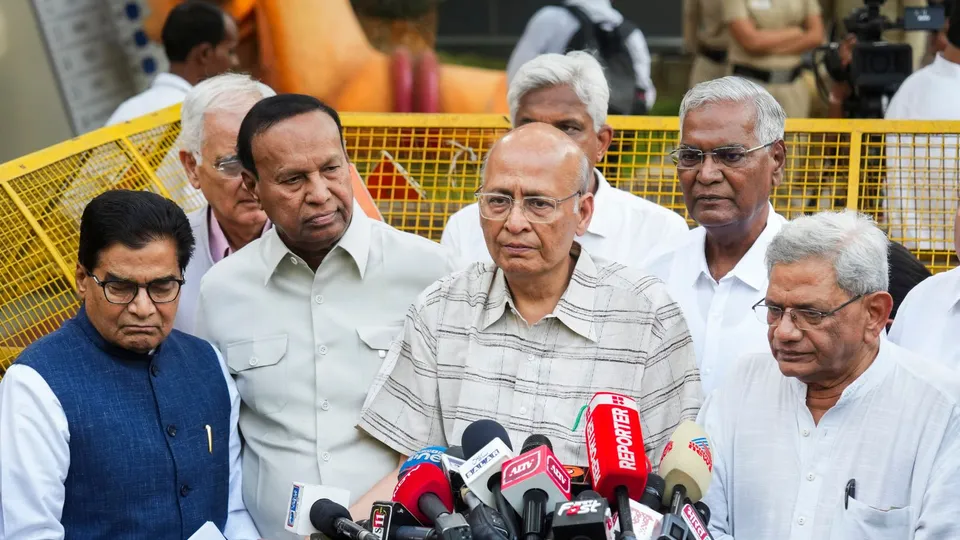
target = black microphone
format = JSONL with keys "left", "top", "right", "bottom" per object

{"left": 370, "top": 500, "right": 424, "bottom": 540}
{"left": 461, "top": 420, "right": 520, "bottom": 540}
{"left": 693, "top": 502, "right": 710, "bottom": 526}
{"left": 550, "top": 490, "right": 611, "bottom": 540}
{"left": 311, "top": 499, "right": 378, "bottom": 540}
{"left": 446, "top": 446, "right": 466, "bottom": 459}
{"left": 461, "top": 486, "right": 512, "bottom": 540}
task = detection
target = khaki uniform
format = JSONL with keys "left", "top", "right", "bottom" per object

{"left": 821, "top": 0, "right": 928, "bottom": 71}
{"left": 724, "top": 0, "right": 822, "bottom": 117}
{"left": 684, "top": 0, "right": 731, "bottom": 86}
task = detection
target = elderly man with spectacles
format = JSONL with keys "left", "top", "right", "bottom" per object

{"left": 697, "top": 210, "right": 960, "bottom": 539}
{"left": 647, "top": 76, "right": 789, "bottom": 396}
{"left": 354, "top": 123, "right": 702, "bottom": 517}
{"left": 175, "top": 73, "right": 275, "bottom": 334}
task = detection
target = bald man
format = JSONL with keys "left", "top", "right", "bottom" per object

{"left": 354, "top": 123, "right": 702, "bottom": 518}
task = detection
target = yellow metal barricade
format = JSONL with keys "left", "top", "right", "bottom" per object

{"left": 0, "top": 105, "right": 957, "bottom": 376}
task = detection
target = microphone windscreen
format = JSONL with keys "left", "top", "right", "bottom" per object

{"left": 521, "top": 434, "right": 553, "bottom": 454}
{"left": 462, "top": 419, "right": 513, "bottom": 457}
{"left": 309, "top": 498, "right": 351, "bottom": 537}
{"left": 658, "top": 421, "right": 713, "bottom": 505}
{"left": 399, "top": 446, "right": 447, "bottom": 477}
{"left": 445, "top": 446, "right": 465, "bottom": 459}
{"left": 392, "top": 463, "right": 455, "bottom": 524}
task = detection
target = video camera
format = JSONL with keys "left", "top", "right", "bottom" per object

{"left": 817, "top": 0, "right": 945, "bottom": 118}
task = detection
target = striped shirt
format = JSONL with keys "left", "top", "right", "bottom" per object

{"left": 359, "top": 245, "right": 703, "bottom": 467}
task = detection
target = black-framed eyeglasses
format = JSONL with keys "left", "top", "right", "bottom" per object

{"left": 752, "top": 294, "right": 865, "bottom": 331}
{"left": 86, "top": 272, "right": 185, "bottom": 305}
{"left": 474, "top": 189, "right": 582, "bottom": 223}
{"left": 669, "top": 141, "right": 776, "bottom": 170}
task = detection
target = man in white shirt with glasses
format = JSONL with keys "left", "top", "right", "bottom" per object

{"left": 647, "top": 76, "right": 788, "bottom": 395}
{"left": 175, "top": 73, "right": 276, "bottom": 334}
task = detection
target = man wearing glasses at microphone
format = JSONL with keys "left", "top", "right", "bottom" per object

{"left": 698, "top": 211, "right": 960, "bottom": 539}
{"left": 358, "top": 123, "right": 702, "bottom": 515}
{"left": 0, "top": 190, "right": 260, "bottom": 539}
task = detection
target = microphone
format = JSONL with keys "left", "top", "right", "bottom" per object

{"left": 401, "top": 446, "right": 448, "bottom": 477}
{"left": 284, "top": 482, "right": 351, "bottom": 536}
{"left": 460, "top": 420, "right": 519, "bottom": 539}
{"left": 693, "top": 502, "right": 710, "bottom": 526}
{"left": 446, "top": 446, "right": 466, "bottom": 459}
{"left": 612, "top": 474, "right": 665, "bottom": 540}
{"left": 441, "top": 451, "right": 468, "bottom": 512}
{"left": 655, "top": 422, "right": 714, "bottom": 540}
{"left": 393, "top": 463, "right": 472, "bottom": 540}
{"left": 310, "top": 499, "right": 378, "bottom": 540}
{"left": 584, "top": 392, "right": 650, "bottom": 540}
{"left": 500, "top": 435, "right": 572, "bottom": 540}
{"left": 550, "top": 490, "right": 613, "bottom": 540}
{"left": 370, "top": 501, "right": 424, "bottom": 540}
{"left": 562, "top": 465, "right": 592, "bottom": 499}
{"left": 460, "top": 486, "right": 513, "bottom": 540}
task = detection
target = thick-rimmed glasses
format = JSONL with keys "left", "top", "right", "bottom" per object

{"left": 669, "top": 141, "right": 776, "bottom": 170}
{"left": 87, "top": 272, "right": 184, "bottom": 305}
{"left": 475, "top": 190, "right": 581, "bottom": 223}
{"left": 752, "top": 294, "right": 864, "bottom": 331}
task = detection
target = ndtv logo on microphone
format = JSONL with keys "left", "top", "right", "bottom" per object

{"left": 558, "top": 500, "right": 603, "bottom": 515}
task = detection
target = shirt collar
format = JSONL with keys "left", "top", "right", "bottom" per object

{"left": 788, "top": 338, "right": 895, "bottom": 405}
{"left": 585, "top": 170, "right": 618, "bottom": 238}
{"left": 932, "top": 53, "right": 960, "bottom": 77}
{"left": 208, "top": 206, "right": 272, "bottom": 264}
{"left": 679, "top": 204, "right": 783, "bottom": 291}
{"left": 480, "top": 243, "right": 600, "bottom": 342}
{"left": 261, "top": 201, "right": 370, "bottom": 283}
{"left": 151, "top": 72, "right": 193, "bottom": 94}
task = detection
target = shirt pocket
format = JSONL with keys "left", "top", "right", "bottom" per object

{"left": 225, "top": 334, "right": 289, "bottom": 416}
{"left": 831, "top": 498, "right": 912, "bottom": 540}
{"left": 357, "top": 325, "right": 402, "bottom": 361}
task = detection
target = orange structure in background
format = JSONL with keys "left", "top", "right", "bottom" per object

{"left": 144, "top": 0, "right": 509, "bottom": 114}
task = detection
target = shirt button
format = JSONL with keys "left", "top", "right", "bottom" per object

{"left": 166, "top": 425, "right": 177, "bottom": 437}
{"left": 290, "top": 257, "right": 298, "bottom": 265}
{"left": 150, "top": 364, "right": 159, "bottom": 377}
{"left": 519, "top": 407, "right": 528, "bottom": 415}
{"left": 320, "top": 400, "right": 330, "bottom": 411}
{"left": 322, "top": 452, "right": 332, "bottom": 462}
{"left": 315, "top": 295, "right": 324, "bottom": 304}
{"left": 180, "top": 484, "right": 191, "bottom": 497}
{"left": 807, "top": 472, "right": 815, "bottom": 481}
{"left": 797, "top": 517, "right": 806, "bottom": 525}
{"left": 378, "top": 350, "right": 386, "bottom": 359}
{"left": 318, "top": 345, "right": 328, "bottom": 355}
{"left": 802, "top": 429, "right": 810, "bottom": 437}
{"left": 527, "top": 354, "right": 535, "bottom": 361}
{"left": 249, "top": 357, "right": 259, "bottom": 366}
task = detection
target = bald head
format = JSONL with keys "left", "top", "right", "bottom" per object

{"left": 482, "top": 123, "right": 591, "bottom": 194}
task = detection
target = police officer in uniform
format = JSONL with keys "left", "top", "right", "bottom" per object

{"left": 724, "top": 0, "right": 825, "bottom": 117}
{"left": 685, "top": 0, "right": 731, "bottom": 86}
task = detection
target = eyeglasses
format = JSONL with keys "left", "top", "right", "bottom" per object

{"left": 214, "top": 155, "right": 244, "bottom": 177}
{"left": 669, "top": 141, "right": 776, "bottom": 170}
{"left": 87, "top": 272, "right": 185, "bottom": 305}
{"left": 475, "top": 190, "right": 581, "bottom": 223}
{"left": 752, "top": 294, "right": 865, "bottom": 331}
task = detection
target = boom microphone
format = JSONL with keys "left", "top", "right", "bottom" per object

{"left": 500, "top": 435, "right": 571, "bottom": 540}
{"left": 310, "top": 499, "right": 378, "bottom": 540}
{"left": 584, "top": 392, "right": 650, "bottom": 540}
{"left": 393, "top": 463, "right": 471, "bottom": 540}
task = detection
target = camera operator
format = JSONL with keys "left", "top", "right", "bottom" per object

{"left": 724, "top": 0, "right": 824, "bottom": 117}
{"left": 883, "top": 1, "right": 959, "bottom": 255}
{"left": 821, "top": 0, "right": 929, "bottom": 72}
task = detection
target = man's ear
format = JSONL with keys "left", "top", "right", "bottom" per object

{"left": 597, "top": 124, "right": 614, "bottom": 162}
{"left": 179, "top": 150, "right": 201, "bottom": 190}
{"left": 771, "top": 139, "right": 787, "bottom": 188}
{"left": 864, "top": 291, "right": 894, "bottom": 340}
{"left": 576, "top": 192, "right": 595, "bottom": 236}
{"left": 189, "top": 42, "right": 214, "bottom": 68}
{"left": 241, "top": 170, "right": 260, "bottom": 206}
{"left": 75, "top": 264, "right": 88, "bottom": 296}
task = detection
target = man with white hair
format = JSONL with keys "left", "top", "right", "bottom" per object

{"left": 441, "top": 51, "right": 688, "bottom": 270}
{"left": 888, "top": 203, "right": 960, "bottom": 367}
{"left": 647, "top": 76, "right": 788, "bottom": 395}
{"left": 356, "top": 123, "right": 701, "bottom": 519}
{"left": 175, "top": 73, "right": 275, "bottom": 333}
{"left": 699, "top": 210, "right": 960, "bottom": 539}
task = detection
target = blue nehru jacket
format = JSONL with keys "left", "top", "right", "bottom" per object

{"left": 15, "top": 306, "right": 231, "bottom": 539}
